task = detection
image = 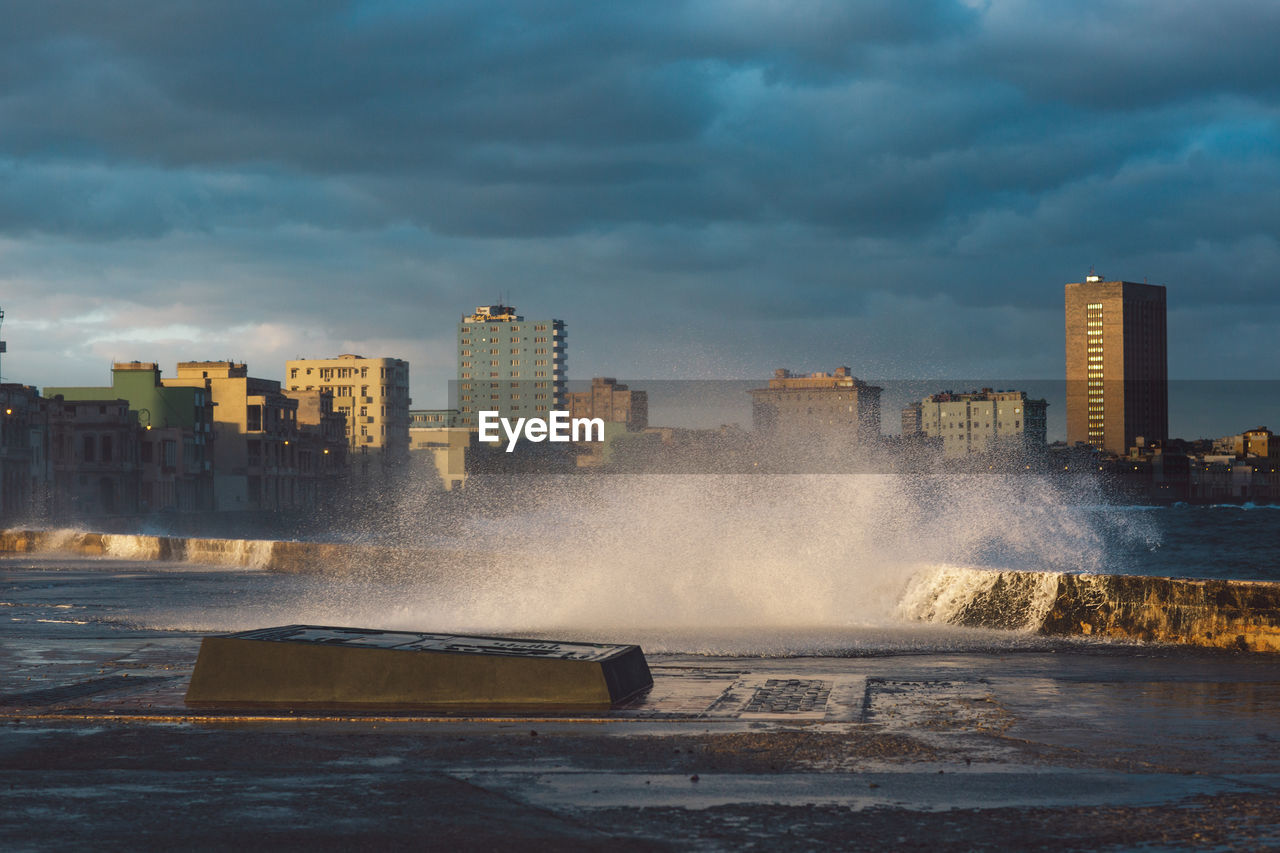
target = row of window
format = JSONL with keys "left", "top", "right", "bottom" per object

{"left": 461, "top": 371, "right": 556, "bottom": 379}
{"left": 458, "top": 381, "right": 553, "bottom": 390}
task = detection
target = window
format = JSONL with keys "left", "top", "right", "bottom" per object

{"left": 101, "top": 435, "right": 113, "bottom": 462}
{"left": 83, "top": 434, "right": 96, "bottom": 462}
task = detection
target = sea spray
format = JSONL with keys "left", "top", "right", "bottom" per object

{"left": 898, "top": 565, "right": 1062, "bottom": 631}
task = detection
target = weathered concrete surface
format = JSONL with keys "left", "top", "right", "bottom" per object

{"left": 905, "top": 565, "right": 1280, "bottom": 653}
{"left": 3, "top": 640, "right": 1280, "bottom": 851}
{"left": 3, "top": 550, "right": 1280, "bottom": 849}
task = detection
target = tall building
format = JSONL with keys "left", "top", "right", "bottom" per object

{"left": 456, "top": 305, "right": 566, "bottom": 429}
{"left": 910, "top": 389, "right": 1047, "bottom": 458}
{"left": 749, "top": 367, "right": 882, "bottom": 446}
{"left": 285, "top": 355, "right": 410, "bottom": 474}
{"left": 1065, "top": 275, "right": 1167, "bottom": 454}
{"left": 565, "top": 378, "right": 648, "bottom": 431}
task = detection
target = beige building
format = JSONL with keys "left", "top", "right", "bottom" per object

{"left": 1214, "top": 426, "right": 1280, "bottom": 461}
{"left": 1065, "top": 275, "right": 1168, "bottom": 454}
{"left": 911, "top": 389, "right": 1047, "bottom": 458}
{"left": 285, "top": 355, "right": 410, "bottom": 476}
{"left": 749, "top": 367, "right": 881, "bottom": 447}
{"left": 409, "top": 410, "right": 469, "bottom": 491}
{"left": 565, "top": 378, "right": 648, "bottom": 431}
{"left": 164, "top": 361, "right": 304, "bottom": 512}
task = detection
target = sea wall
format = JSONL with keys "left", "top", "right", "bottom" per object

{"left": 0, "top": 528, "right": 478, "bottom": 577}
{"left": 901, "top": 564, "right": 1280, "bottom": 653}
{"left": 6, "top": 527, "right": 1279, "bottom": 653}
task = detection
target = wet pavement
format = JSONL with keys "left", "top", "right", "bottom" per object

{"left": 3, "top": 556, "right": 1280, "bottom": 850}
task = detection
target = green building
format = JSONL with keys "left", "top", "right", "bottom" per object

{"left": 46, "top": 362, "right": 215, "bottom": 512}
{"left": 455, "top": 305, "right": 566, "bottom": 429}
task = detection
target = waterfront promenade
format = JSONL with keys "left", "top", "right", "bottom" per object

{"left": 3, "top": 554, "right": 1280, "bottom": 849}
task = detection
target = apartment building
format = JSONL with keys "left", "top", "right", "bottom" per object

{"left": 285, "top": 355, "right": 410, "bottom": 475}
{"left": 456, "top": 305, "right": 566, "bottom": 429}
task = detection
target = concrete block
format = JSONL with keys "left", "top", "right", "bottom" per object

{"left": 185, "top": 625, "right": 653, "bottom": 710}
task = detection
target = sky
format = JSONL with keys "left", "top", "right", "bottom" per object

{"left": 1, "top": 1, "right": 1277, "bottom": 437}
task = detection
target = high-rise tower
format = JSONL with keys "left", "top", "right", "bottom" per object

{"left": 456, "top": 305, "right": 566, "bottom": 429}
{"left": 1065, "top": 274, "right": 1167, "bottom": 454}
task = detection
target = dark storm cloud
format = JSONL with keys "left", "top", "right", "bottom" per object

{"left": 5, "top": 1, "right": 1276, "bottom": 241}
{"left": 1, "top": 1, "right": 1278, "bottom": 430}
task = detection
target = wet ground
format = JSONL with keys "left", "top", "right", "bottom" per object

{"left": 3, "top": 555, "right": 1280, "bottom": 850}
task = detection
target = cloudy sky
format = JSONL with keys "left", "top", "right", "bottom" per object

{"left": 1, "top": 1, "right": 1277, "bottom": 434}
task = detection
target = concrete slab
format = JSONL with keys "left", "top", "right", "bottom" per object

{"left": 185, "top": 625, "right": 653, "bottom": 710}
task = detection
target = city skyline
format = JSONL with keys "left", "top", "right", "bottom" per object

{"left": 1, "top": 2, "right": 1277, "bottom": 423}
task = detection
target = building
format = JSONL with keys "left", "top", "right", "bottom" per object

{"left": 911, "top": 388, "right": 1048, "bottom": 458}
{"left": 1065, "top": 274, "right": 1168, "bottom": 454}
{"left": 749, "top": 367, "right": 882, "bottom": 447}
{"left": 565, "top": 378, "right": 648, "bottom": 432}
{"left": 409, "top": 409, "right": 468, "bottom": 490}
{"left": 1213, "top": 426, "right": 1280, "bottom": 461}
{"left": 46, "top": 398, "right": 140, "bottom": 518}
{"left": 456, "top": 305, "right": 566, "bottom": 429}
{"left": 45, "top": 362, "right": 215, "bottom": 513}
{"left": 410, "top": 409, "right": 463, "bottom": 430}
{"left": 164, "top": 361, "right": 304, "bottom": 512}
{"left": 285, "top": 355, "right": 410, "bottom": 476}
{"left": 0, "top": 384, "right": 48, "bottom": 522}
{"left": 901, "top": 401, "right": 923, "bottom": 437}
{"left": 284, "top": 388, "right": 350, "bottom": 506}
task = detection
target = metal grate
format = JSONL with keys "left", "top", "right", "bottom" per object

{"left": 743, "top": 679, "right": 831, "bottom": 714}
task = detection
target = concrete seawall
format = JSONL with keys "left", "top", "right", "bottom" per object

{"left": 0, "top": 528, "right": 482, "bottom": 578}
{"left": 901, "top": 565, "right": 1280, "bottom": 653}
{"left": 5, "top": 528, "right": 1279, "bottom": 653}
